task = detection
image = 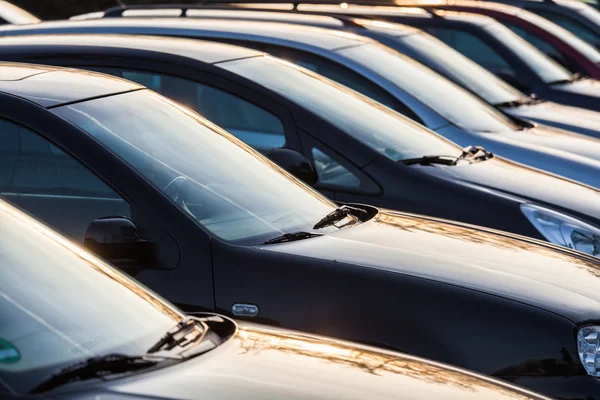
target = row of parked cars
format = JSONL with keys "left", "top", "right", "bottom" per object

{"left": 2, "top": 0, "right": 600, "bottom": 399}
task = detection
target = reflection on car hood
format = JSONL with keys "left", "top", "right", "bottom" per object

{"left": 551, "top": 78, "right": 600, "bottom": 98}
{"left": 432, "top": 157, "right": 600, "bottom": 220}
{"left": 502, "top": 101, "right": 600, "bottom": 140}
{"left": 52, "top": 322, "right": 549, "bottom": 400}
{"left": 263, "top": 211, "right": 600, "bottom": 322}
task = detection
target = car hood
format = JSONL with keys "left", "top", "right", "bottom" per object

{"left": 262, "top": 211, "right": 600, "bottom": 322}
{"left": 52, "top": 321, "right": 549, "bottom": 400}
{"left": 551, "top": 78, "right": 600, "bottom": 103}
{"left": 426, "top": 156, "right": 600, "bottom": 223}
{"left": 502, "top": 101, "right": 600, "bottom": 140}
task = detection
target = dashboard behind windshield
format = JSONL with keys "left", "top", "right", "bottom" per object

{"left": 53, "top": 89, "right": 338, "bottom": 245}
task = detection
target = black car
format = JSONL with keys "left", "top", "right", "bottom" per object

{"left": 2, "top": 62, "right": 600, "bottom": 399}
{"left": 2, "top": 199, "right": 555, "bottom": 399}
{"left": 254, "top": 2, "right": 600, "bottom": 111}
{"left": 4, "top": 34, "right": 600, "bottom": 257}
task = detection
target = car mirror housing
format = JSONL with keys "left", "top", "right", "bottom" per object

{"left": 266, "top": 147, "right": 318, "bottom": 186}
{"left": 84, "top": 216, "right": 160, "bottom": 269}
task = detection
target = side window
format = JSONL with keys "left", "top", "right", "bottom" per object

{"left": 533, "top": 10, "right": 600, "bottom": 49}
{"left": 0, "top": 119, "right": 130, "bottom": 243}
{"left": 91, "top": 68, "right": 286, "bottom": 154}
{"left": 426, "top": 27, "right": 515, "bottom": 72}
{"left": 303, "top": 134, "right": 379, "bottom": 195}
{"left": 226, "top": 42, "right": 422, "bottom": 122}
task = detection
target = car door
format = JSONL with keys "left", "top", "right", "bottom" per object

{"left": 0, "top": 96, "right": 215, "bottom": 312}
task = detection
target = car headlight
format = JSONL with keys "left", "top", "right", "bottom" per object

{"left": 520, "top": 204, "right": 600, "bottom": 257}
{"left": 578, "top": 326, "right": 600, "bottom": 376}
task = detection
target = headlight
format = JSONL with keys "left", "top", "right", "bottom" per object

{"left": 578, "top": 326, "right": 600, "bottom": 376}
{"left": 520, "top": 204, "right": 600, "bottom": 257}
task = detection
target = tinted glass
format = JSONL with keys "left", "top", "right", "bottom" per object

{"left": 397, "top": 33, "right": 526, "bottom": 106}
{"left": 516, "top": 10, "right": 600, "bottom": 63}
{"left": 53, "top": 90, "right": 340, "bottom": 245}
{"left": 220, "top": 55, "right": 461, "bottom": 161}
{"left": 0, "top": 119, "right": 130, "bottom": 242}
{"left": 337, "top": 43, "right": 520, "bottom": 132}
{"left": 483, "top": 23, "right": 573, "bottom": 83}
{"left": 505, "top": 22, "right": 571, "bottom": 69}
{"left": 312, "top": 147, "right": 360, "bottom": 188}
{"left": 97, "top": 69, "right": 286, "bottom": 153}
{"left": 534, "top": 9, "right": 600, "bottom": 49}
{"left": 0, "top": 200, "right": 183, "bottom": 394}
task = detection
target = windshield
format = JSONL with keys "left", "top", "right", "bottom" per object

{"left": 219, "top": 55, "right": 461, "bottom": 160}
{"left": 485, "top": 22, "right": 574, "bottom": 83}
{"left": 336, "top": 43, "right": 520, "bottom": 132}
{"left": 397, "top": 33, "right": 527, "bottom": 106}
{"left": 53, "top": 90, "right": 339, "bottom": 245}
{"left": 517, "top": 9, "right": 600, "bottom": 63}
{"left": 0, "top": 199, "right": 183, "bottom": 395}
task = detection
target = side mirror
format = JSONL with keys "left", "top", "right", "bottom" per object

{"left": 266, "top": 148, "right": 318, "bottom": 186}
{"left": 84, "top": 216, "right": 159, "bottom": 268}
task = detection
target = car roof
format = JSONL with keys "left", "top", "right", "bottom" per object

{"left": 0, "top": 62, "right": 143, "bottom": 108}
{"left": 0, "top": 33, "right": 265, "bottom": 64}
{"left": 0, "top": 18, "right": 372, "bottom": 50}
{"left": 0, "top": 0, "right": 39, "bottom": 24}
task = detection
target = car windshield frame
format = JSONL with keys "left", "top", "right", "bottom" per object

{"left": 52, "top": 89, "right": 343, "bottom": 246}
{"left": 335, "top": 42, "right": 521, "bottom": 132}
{"left": 218, "top": 55, "right": 463, "bottom": 160}
{"left": 0, "top": 199, "right": 184, "bottom": 395}
{"left": 395, "top": 32, "right": 527, "bottom": 106}
{"left": 484, "top": 21, "right": 576, "bottom": 83}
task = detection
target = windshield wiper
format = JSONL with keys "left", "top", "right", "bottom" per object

{"left": 400, "top": 146, "right": 493, "bottom": 167}
{"left": 31, "top": 353, "right": 169, "bottom": 394}
{"left": 147, "top": 317, "right": 206, "bottom": 354}
{"left": 313, "top": 205, "right": 367, "bottom": 230}
{"left": 551, "top": 73, "right": 588, "bottom": 85}
{"left": 264, "top": 231, "right": 322, "bottom": 245}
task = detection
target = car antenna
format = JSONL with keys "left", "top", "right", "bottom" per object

{"left": 116, "top": 0, "right": 127, "bottom": 8}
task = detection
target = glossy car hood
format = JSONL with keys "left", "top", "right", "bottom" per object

{"left": 551, "top": 78, "right": 600, "bottom": 98}
{"left": 262, "top": 211, "right": 600, "bottom": 322}
{"left": 503, "top": 101, "right": 600, "bottom": 140}
{"left": 53, "top": 322, "right": 548, "bottom": 400}
{"left": 429, "top": 156, "right": 600, "bottom": 222}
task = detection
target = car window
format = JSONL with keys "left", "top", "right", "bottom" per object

{"left": 503, "top": 22, "right": 572, "bottom": 71}
{"left": 238, "top": 44, "right": 423, "bottom": 122}
{"left": 219, "top": 55, "right": 462, "bottom": 162}
{"left": 425, "top": 27, "right": 515, "bottom": 73}
{"left": 53, "top": 90, "right": 343, "bottom": 246}
{"left": 90, "top": 68, "right": 286, "bottom": 154}
{"left": 533, "top": 9, "right": 600, "bottom": 49}
{"left": 0, "top": 119, "right": 130, "bottom": 242}
{"left": 0, "top": 199, "right": 183, "bottom": 395}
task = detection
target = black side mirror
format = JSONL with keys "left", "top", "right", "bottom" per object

{"left": 84, "top": 216, "right": 159, "bottom": 268}
{"left": 266, "top": 148, "right": 318, "bottom": 186}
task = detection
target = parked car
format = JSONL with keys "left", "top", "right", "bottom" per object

{"left": 5, "top": 22, "right": 600, "bottom": 191}
{"left": 6, "top": 34, "right": 600, "bottom": 248}
{"left": 2, "top": 61, "right": 600, "bottom": 399}
{"left": 261, "top": 3, "right": 600, "bottom": 111}
{"left": 69, "top": 4, "right": 600, "bottom": 140}
{"left": 2, "top": 198, "right": 557, "bottom": 400}
{"left": 388, "top": 0, "right": 600, "bottom": 78}
{"left": 0, "top": 0, "right": 38, "bottom": 25}
{"left": 479, "top": 0, "right": 600, "bottom": 49}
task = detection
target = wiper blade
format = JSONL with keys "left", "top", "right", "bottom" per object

{"left": 399, "top": 155, "right": 458, "bottom": 166}
{"left": 313, "top": 205, "right": 367, "bottom": 230}
{"left": 147, "top": 317, "right": 206, "bottom": 354}
{"left": 31, "top": 353, "right": 167, "bottom": 394}
{"left": 263, "top": 231, "right": 322, "bottom": 245}
{"left": 455, "top": 145, "right": 494, "bottom": 164}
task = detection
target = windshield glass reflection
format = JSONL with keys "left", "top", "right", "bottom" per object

{"left": 397, "top": 33, "right": 526, "bottom": 106}
{"left": 220, "top": 55, "right": 461, "bottom": 161}
{"left": 0, "top": 199, "right": 183, "bottom": 394}
{"left": 53, "top": 90, "right": 339, "bottom": 245}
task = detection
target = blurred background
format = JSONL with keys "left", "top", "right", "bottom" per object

{"left": 12, "top": 0, "right": 206, "bottom": 20}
